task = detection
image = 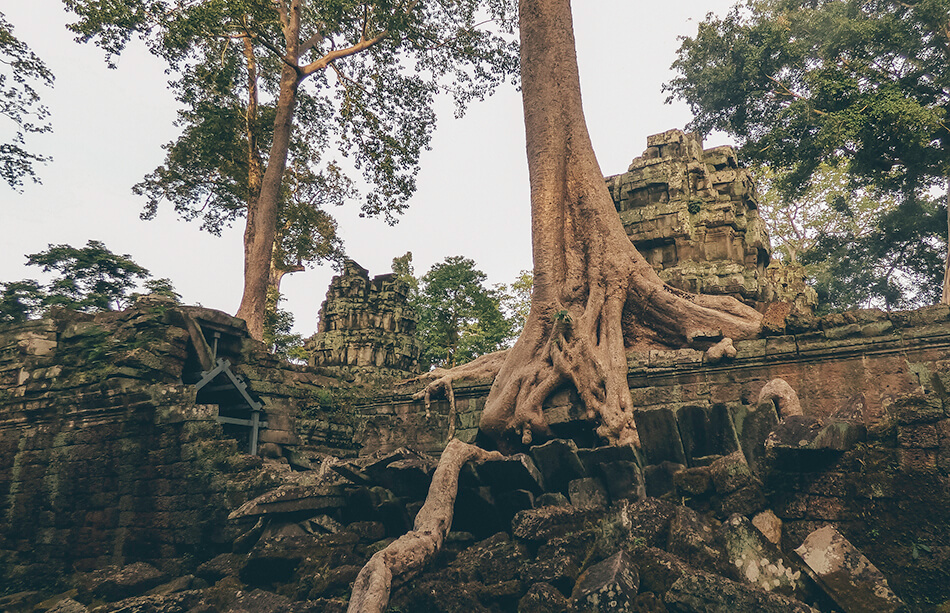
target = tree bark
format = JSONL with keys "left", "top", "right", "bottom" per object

{"left": 942, "top": 177, "right": 950, "bottom": 304}
{"left": 236, "top": 2, "right": 302, "bottom": 340}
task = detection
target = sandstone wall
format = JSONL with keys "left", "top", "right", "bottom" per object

{"left": 0, "top": 302, "right": 354, "bottom": 592}
{"left": 356, "top": 305, "right": 950, "bottom": 458}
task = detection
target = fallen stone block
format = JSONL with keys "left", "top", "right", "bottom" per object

{"left": 667, "top": 505, "right": 723, "bottom": 572}
{"left": 76, "top": 562, "right": 169, "bottom": 604}
{"left": 739, "top": 402, "right": 779, "bottom": 477}
{"left": 569, "top": 477, "right": 610, "bottom": 509}
{"left": 477, "top": 452, "right": 545, "bottom": 495}
{"left": 644, "top": 461, "right": 686, "bottom": 498}
{"left": 664, "top": 570, "right": 818, "bottom": 612}
{"left": 673, "top": 466, "right": 712, "bottom": 496}
{"left": 624, "top": 497, "right": 678, "bottom": 549}
{"left": 571, "top": 550, "right": 640, "bottom": 612}
{"left": 707, "top": 451, "right": 754, "bottom": 494}
{"left": 513, "top": 505, "right": 603, "bottom": 542}
{"left": 794, "top": 525, "right": 906, "bottom": 613}
{"left": 598, "top": 460, "right": 646, "bottom": 502}
{"left": 717, "top": 514, "right": 804, "bottom": 597}
{"left": 521, "top": 555, "right": 581, "bottom": 596}
{"left": 518, "top": 582, "right": 571, "bottom": 613}
{"left": 530, "top": 439, "right": 587, "bottom": 495}
{"left": 196, "top": 553, "right": 245, "bottom": 583}
{"left": 752, "top": 510, "right": 782, "bottom": 545}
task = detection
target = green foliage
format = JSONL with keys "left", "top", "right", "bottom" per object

{"left": 0, "top": 240, "right": 180, "bottom": 322}
{"left": 668, "top": 0, "right": 950, "bottom": 308}
{"left": 0, "top": 279, "right": 46, "bottom": 324}
{"left": 26, "top": 240, "right": 151, "bottom": 312}
{"left": 391, "top": 251, "right": 419, "bottom": 294}
{"left": 65, "top": 0, "right": 519, "bottom": 276}
{"left": 416, "top": 256, "right": 516, "bottom": 369}
{"left": 263, "top": 287, "right": 307, "bottom": 361}
{"left": 667, "top": 0, "right": 950, "bottom": 200}
{"left": 0, "top": 10, "right": 54, "bottom": 190}
{"left": 755, "top": 162, "right": 945, "bottom": 310}
{"left": 498, "top": 269, "right": 532, "bottom": 336}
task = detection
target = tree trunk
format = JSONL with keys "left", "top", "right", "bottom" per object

{"left": 236, "top": 4, "right": 302, "bottom": 340}
{"left": 476, "top": 0, "right": 762, "bottom": 452}
{"left": 347, "top": 0, "right": 763, "bottom": 608}
{"left": 942, "top": 177, "right": 950, "bottom": 304}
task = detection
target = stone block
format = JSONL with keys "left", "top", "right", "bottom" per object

{"left": 571, "top": 551, "right": 639, "bottom": 612}
{"left": 899, "top": 448, "right": 938, "bottom": 474}
{"left": 665, "top": 570, "right": 818, "bottom": 613}
{"left": 752, "top": 510, "right": 782, "bottom": 545}
{"left": 521, "top": 555, "right": 580, "bottom": 596}
{"left": 644, "top": 461, "right": 686, "bottom": 498}
{"left": 76, "top": 562, "right": 169, "bottom": 604}
{"left": 795, "top": 525, "right": 906, "bottom": 613}
{"left": 512, "top": 505, "right": 602, "bottom": 543}
{"left": 576, "top": 443, "right": 643, "bottom": 473}
{"left": 530, "top": 439, "right": 587, "bottom": 495}
{"left": 518, "top": 582, "right": 570, "bottom": 613}
{"left": 708, "top": 451, "right": 754, "bottom": 494}
{"left": 889, "top": 393, "right": 944, "bottom": 425}
{"left": 673, "top": 466, "right": 713, "bottom": 496}
{"left": 625, "top": 498, "right": 678, "bottom": 549}
{"left": 667, "top": 506, "right": 722, "bottom": 570}
{"left": 897, "top": 423, "right": 939, "bottom": 448}
{"left": 478, "top": 453, "right": 545, "bottom": 495}
{"left": 569, "top": 477, "right": 609, "bottom": 510}
{"left": 718, "top": 514, "right": 804, "bottom": 597}
{"left": 598, "top": 460, "right": 646, "bottom": 502}
{"left": 634, "top": 407, "right": 688, "bottom": 466}
{"left": 716, "top": 484, "right": 768, "bottom": 518}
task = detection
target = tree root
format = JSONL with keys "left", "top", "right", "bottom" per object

{"left": 346, "top": 439, "right": 503, "bottom": 613}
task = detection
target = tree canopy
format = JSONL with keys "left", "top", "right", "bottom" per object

{"left": 0, "top": 240, "right": 178, "bottom": 323}
{"left": 667, "top": 0, "right": 950, "bottom": 201}
{"left": 667, "top": 0, "right": 950, "bottom": 306}
{"left": 754, "top": 163, "right": 946, "bottom": 310}
{"left": 64, "top": 0, "right": 519, "bottom": 338}
{"left": 0, "top": 10, "right": 54, "bottom": 190}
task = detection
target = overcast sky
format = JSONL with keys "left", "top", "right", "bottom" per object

{"left": 2, "top": 1, "right": 739, "bottom": 338}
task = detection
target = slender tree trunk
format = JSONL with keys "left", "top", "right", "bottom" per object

{"left": 243, "top": 35, "right": 264, "bottom": 201}
{"left": 236, "top": 3, "right": 302, "bottom": 340}
{"left": 942, "top": 177, "right": 950, "bottom": 304}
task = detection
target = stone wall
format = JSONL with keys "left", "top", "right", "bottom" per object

{"left": 0, "top": 300, "right": 354, "bottom": 592}
{"left": 305, "top": 260, "right": 423, "bottom": 382}
{"left": 356, "top": 305, "right": 950, "bottom": 457}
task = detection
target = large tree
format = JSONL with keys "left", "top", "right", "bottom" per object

{"left": 0, "top": 10, "right": 54, "bottom": 190}
{"left": 347, "top": 0, "right": 762, "bottom": 608}
{"left": 64, "top": 0, "right": 519, "bottom": 339}
{"left": 416, "top": 256, "right": 514, "bottom": 369}
{"left": 665, "top": 0, "right": 950, "bottom": 301}
{"left": 754, "top": 163, "right": 946, "bottom": 310}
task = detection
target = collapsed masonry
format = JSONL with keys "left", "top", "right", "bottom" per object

{"left": 607, "top": 129, "right": 816, "bottom": 311}
{"left": 305, "top": 259, "right": 423, "bottom": 383}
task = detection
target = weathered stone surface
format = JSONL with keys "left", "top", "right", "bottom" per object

{"left": 571, "top": 551, "right": 640, "bottom": 612}
{"left": 228, "top": 484, "right": 345, "bottom": 519}
{"left": 241, "top": 532, "right": 359, "bottom": 587}
{"left": 644, "top": 461, "right": 686, "bottom": 498}
{"left": 521, "top": 555, "right": 580, "bottom": 596}
{"left": 569, "top": 477, "right": 610, "bottom": 509}
{"left": 707, "top": 451, "right": 754, "bottom": 494}
{"left": 513, "top": 505, "right": 603, "bottom": 542}
{"left": 91, "top": 590, "right": 207, "bottom": 613}
{"left": 304, "top": 259, "right": 423, "bottom": 381}
{"left": 625, "top": 498, "right": 678, "bottom": 549}
{"left": 598, "top": 460, "right": 646, "bottom": 502}
{"left": 718, "top": 514, "right": 804, "bottom": 597}
{"left": 664, "top": 570, "right": 818, "bottom": 613}
{"left": 637, "top": 548, "right": 691, "bottom": 595}
{"left": 196, "top": 553, "right": 245, "bottom": 583}
{"left": 672, "top": 466, "right": 712, "bottom": 496}
{"left": 752, "top": 510, "right": 782, "bottom": 545}
{"left": 477, "top": 453, "right": 545, "bottom": 495}
{"left": 758, "top": 379, "right": 803, "bottom": 418}
{"left": 529, "top": 439, "right": 587, "bottom": 495}
{"left": 795, "top": 525, "right": 906, "bottom": 613}
{"left": 77, "top": 563, "right": 169, "bottom": 604}
{"left": 47, "top": 598, "right": 88, "bottom": 613}
{"left": 519, "top": 582, "right": 570, "bottom": 613}
{"left": 667, "top": 506, "right": 723, "bottom": 571}
{"left": 634, "top": 408, "right": 688, "bottom": 466}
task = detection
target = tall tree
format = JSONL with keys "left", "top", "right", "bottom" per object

{"left": 754, "top": 163, "right": 945, "bottom": 310}
{"left": 0, "top": 10, "right": 54, "bottom": 190}
{"left": 665, "top": 0, "right": 950, "bottom": 301}
{"left": 348, "top": 1, "right": 762, "bottom": 607}
{"left": 0, "top": 240, "right": 178, "bottom": 322}
{"left": 416, "top": 256, "right": 514, "bottom": 368}
{"left": 64, "top": 0, "right": 519, "bottom": 340}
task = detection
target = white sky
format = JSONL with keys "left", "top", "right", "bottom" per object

{"left": 2, "top": 1, "right": 738, "bottom": 338}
